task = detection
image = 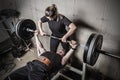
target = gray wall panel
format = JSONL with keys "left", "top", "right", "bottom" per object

{"left": 0, "top": 0, "right": 120, "bottom": 79}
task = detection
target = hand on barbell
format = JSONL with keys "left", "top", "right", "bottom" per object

{"left": 34, "top": 30, "right": 39, "bottom": 36}
{"left": 34, "top": 30, "right": 47, "bottom": 36}
{"left": 68, "top": 40, "right": 78, "bottom": 49}
{"left": 40, "top": 31, "right": 47, "bottom": 36}
{"left": 61, "top": 35, "right": 67, "bottom": 43}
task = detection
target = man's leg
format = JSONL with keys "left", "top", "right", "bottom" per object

{"left": 4, "top": 66, "right": 28, "bottom": 80}
{"left": 27, "top": 61, "right": 48, "bottom": 80}
{"left": 28, "top": 71, "right": 46, "bottom": 80}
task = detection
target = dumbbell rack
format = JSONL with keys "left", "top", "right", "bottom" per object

{"left": 51, "top": 62, "right": 86, "bottom": 80}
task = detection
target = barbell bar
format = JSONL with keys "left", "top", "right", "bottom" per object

{"left": 97, "top": 50, "right": 120, "bottom": 60}
{"left": 15, "top": 19, "right": 120, "bottom": 66}
{"left": 44, "top": 33, "right": 120, "bottom": 66}
{"left": 37, "top": 32, "right": 120, "bottom": 65}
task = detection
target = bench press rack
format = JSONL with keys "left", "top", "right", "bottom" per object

{"left": 51, "top": 62, "right": 86, "bottom": 80}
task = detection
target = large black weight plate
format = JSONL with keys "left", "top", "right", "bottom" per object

{"left": 16, "top": 19, "right": 36, "bottom": 40}
{"left": 84, "top": 34, "right": 103, "bottom": 66}
{"left": 83, "top": 33, "right": 95, "bottom": 63}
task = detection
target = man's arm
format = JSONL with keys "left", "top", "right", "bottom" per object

{"left": 61, "top": 40, "right": 77, "bottom": 65}
{"left": 34, "top": 31, "right": 46, "bottom": 54}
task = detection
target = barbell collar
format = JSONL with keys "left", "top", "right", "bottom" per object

{"left": 26, "top": 28, "right": 35, "bottom": 33}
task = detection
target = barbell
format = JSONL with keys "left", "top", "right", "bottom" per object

{"left": 14, "top": 19, "right": 120, "bottom": 66}
{"left": 84, "top": 34, "right": 120, "bottom": 65}
{"left": 15, "top": 19, "right": 36, "bottom": 40}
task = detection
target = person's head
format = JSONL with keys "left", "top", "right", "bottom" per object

{"left": 45, "top": 4, "right": 58, "bottom": 20}
{"left": 56, "top": 49, "right": 65, "bottom": 57}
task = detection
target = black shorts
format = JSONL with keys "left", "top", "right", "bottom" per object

{"left": 4, "top": 60, "right": 48, "bottom": 80}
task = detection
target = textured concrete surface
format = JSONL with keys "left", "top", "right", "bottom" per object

{"left": 0, "top": 0, "right": 120, "bottom": 80}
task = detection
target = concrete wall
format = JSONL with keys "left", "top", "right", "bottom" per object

{"left": 0, "top": 0, "right": 120, "bottom": 80}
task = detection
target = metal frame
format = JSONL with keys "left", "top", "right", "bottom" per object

{"left": 51, "top": 62, "right": 87, "bottom": 80}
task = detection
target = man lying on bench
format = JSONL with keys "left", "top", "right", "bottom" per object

{"left": 4, "top": 31, "right": 77, "bottom": 80}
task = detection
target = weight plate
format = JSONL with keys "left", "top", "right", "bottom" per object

{"left": 83, "top": 33, "right": 96, "bottom": 63}
{"left": 16, "top": 19, "right": 36, "bottom": 40}
{"left": 86, "top": 34, "right": 103, "bottom": 66}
